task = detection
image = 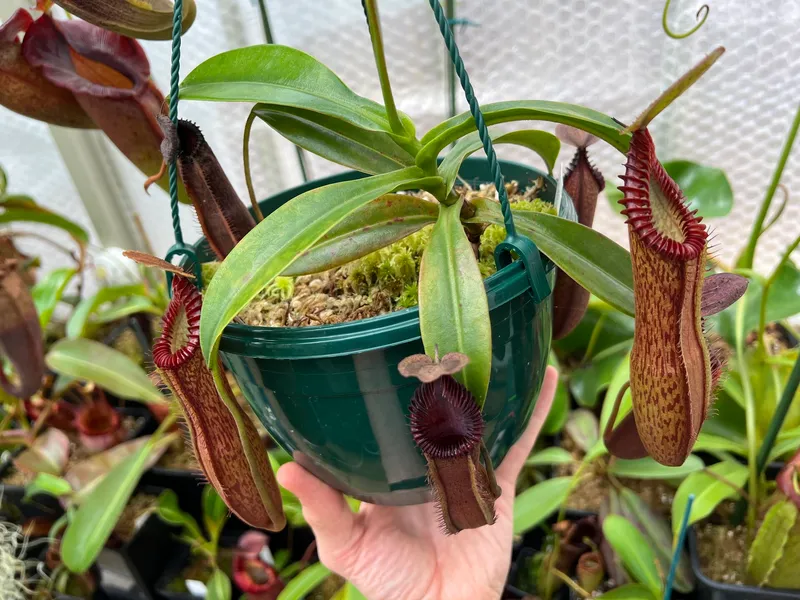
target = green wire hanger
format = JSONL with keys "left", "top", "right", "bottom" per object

{"left": 164, "top": 0, "right": 202, "bottom": 292}
{"left": 427, "top": 0, "right": 551, "bottom": 304}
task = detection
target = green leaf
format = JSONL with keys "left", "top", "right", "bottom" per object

{"left": 747, "top": 500, "right": 798, "bottom": 586}
{"left": 91, "top": 295, "right": 161, "bottom": 325}
{"left": 602, "top": 515, "right": 663, "bottom": 598}
{"left": 31, "top": 267, "right": 77, "bottom": 329}
{"left": 268, "top": 452, "right": 307, "bottom": 528}
{"left": 24, "top": 473, "right": 72, "bottom": 502}
{"left": 418, "top": 101, "right": 630, "bottom": 172}
{"left": 468, "top": 201, "right": 634, "bottom": 316}
{"left": 663, "top": 160, "right": 733, "bottom": 218}
{"left": 541, "top": 356, "right": 569, "bottom": 435}
{"left": 14, "top": 429, "right": 70, "bottom": 476}
{"left": 202, "top": 485, "right": 228, "bottom": 544}
{"left": 331, "top": 582, "right": 368, "bottom": 600}
{"left": 277, "top": 563, "right": 332, "bottom": 600}
{"left": 155, "top": 489, "right": 205, "bottom": 541}
{"left": 513, "top": 476, "right": 572, "bottom": 534}
{"left": 771, "top": 428, "right": 800, "bottom": 461}
{"left": 554, "top": 304, "right": 634, "bottom": 358}
{"left": 617, "top": 487, "right": 693, "bottom": 593}
{"left": 714, "top": 262, "right": 800, "bottom": 344}
{"left": 181, "top": 45, "right": 413, "bottom": 137}
{"left": 61, "top": 435, "right": 161, "bottom": 573}
{"left": 692, "top": 432, "right": 747, "bottom": 456}
{"left": 605, "top": 180, "right": 624, "bottom": 214}
{"left": 438, "top": 128, "right": 560, "bottom": 192}
{"left": 672, "top": 461, "right": 748, "bottom": 538}
{"left": 597, "top": 584, "right": 658, "bottom": 599}
{"left": 0, "top": 165, "right": 6, "bottom": 196}
{"left": 599, "top": 352, "right": 631, "bottom": 433}
{"left": 46, "top": 338, "right": 164, "bottom": 404}
{"left": 565, "top": 409, "right": 599, "bottom": 452}
{"left": 284, "top": 194, "right": 438, "bottom": 277}
{"left": 525, "top": 447, "right": 574, "bottom": 467}
{"left": 254, "top": 105, "right": 415, "bottom": 174}
{"left": 768, "top": 520, "right": 800, "bottom": 588}
{"left": 0, "top": 205, "right": 88, "bottom": 244}
{"left": 608, "top": 455, "right": 704, "bottom": 479}
{"left": 569, "top": 342, "right": 631, "bottom": 408}
{"left": 418, "top": 197, "right": 491, "bottom": 406}
{"left": 200, "top": 167, "right": 439, "bottom": 368}
{"left": 66, "top": 284, "right": 146, "bottom": 338}
{"left": 207, "top": 569, "right": 232, "bottom": 600}
{"left": 66, "top": 436, "right": 171, "bottom": 502}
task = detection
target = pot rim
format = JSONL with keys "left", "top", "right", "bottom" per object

{"left": 191, "top": 158, "right": 562, "bottom": 360}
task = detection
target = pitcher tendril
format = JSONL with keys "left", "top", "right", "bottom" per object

{"left": 662, "top": 0, "right": 710, "bottom": 40}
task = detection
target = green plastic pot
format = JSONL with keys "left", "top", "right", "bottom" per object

{"left": 191, "top": 157, "right": 564, "bottom": 505}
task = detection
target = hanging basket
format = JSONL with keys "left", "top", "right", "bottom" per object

{"left": 185, "top": 157, "right": 570, "bottom": 504}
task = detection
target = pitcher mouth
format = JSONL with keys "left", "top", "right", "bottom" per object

{"left": 153, "top": 277, "right": 202, "bottom": 369}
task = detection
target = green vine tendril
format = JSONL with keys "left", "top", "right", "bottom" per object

{"left": 662, "top": 0, "right": 709, "bottom": 39}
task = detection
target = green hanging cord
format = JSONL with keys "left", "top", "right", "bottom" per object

{"left": 168, "top": 0, "right": 184, "bottom": 247}
{"left": 164, "top": 0, "right": 202, "bottom": 291}
{"left": 427, "top": 0, "right": 550, "bottom": 302}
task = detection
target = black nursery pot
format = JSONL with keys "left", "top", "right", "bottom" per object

{"left": 0, "top": 406, "right": 155, "bottom": 531}
{"left": 688, "top": 529, "right": 800, "bottom": 600}
{"left": 95, "top": 504, "right": 178, "bottom": 600}
{"left": 504, "top": 510, "right": 594, "bottom": 599}
{"left": 139, "top": 465, "right": 205, "bottom": 522}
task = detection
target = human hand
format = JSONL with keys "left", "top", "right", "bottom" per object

{"left": 277, "top": 366, "right": 559, "bottom": 600}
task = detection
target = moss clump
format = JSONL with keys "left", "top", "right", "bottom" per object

{"left": 201, "top": 261, "right": 220, "bottom": 287}
{"left": 340, "top": 225, "right": 431, "bottom": 308}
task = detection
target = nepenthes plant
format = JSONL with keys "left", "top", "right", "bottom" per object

{"left": 117, "top": 0, "right": 750, "bottom": 534}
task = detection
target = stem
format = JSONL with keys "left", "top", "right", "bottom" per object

{"left": 243, "top": 111, "right": 265, "bottom": 222}
{"left": 255, "top": 0, "right": 273, "bottom": 43}
{"left": 6, "top": 232, "right": 79, "bottom": 263}
{"left": 581, "top": 313, "right": 607, "bottom": 364}
{"left": 546, "top": 457, "right": 594, "bottom": 599}
{"left": 363, "top": 0, "right": 406, "bottom": 136}
{"left": 702, "top": 468, "right": 751, "bottom": 503}
{"left": 254, "top": 0, "right": 310, "bottom": 182}
{"left": 444, "top": 0, "right": 457, "bottom": 119}
{"left": 737, "top": 104, "right": 800, "bottom": 269}
{"left": 662, "top": 0, "right": 710, "bottom": 39}
{"left": 735, "top": 299, "right": 758, "bottom": 531}
{"left": 550, "top": 568, "right": 590, "bottom": 599}
{"left": 757, "top": 233, "right": 800, "bottom": 348}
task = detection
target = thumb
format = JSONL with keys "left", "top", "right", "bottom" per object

{"left": 495, "top": 365, "right": 558, "bottom": 487}
{"left": 277, "top": 463, "right": 358, "bottom": 567}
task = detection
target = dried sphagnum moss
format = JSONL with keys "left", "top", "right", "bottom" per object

{"left": 203, "top": 182, "right": 555, "bottom": 327}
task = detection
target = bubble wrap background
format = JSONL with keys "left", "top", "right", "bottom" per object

{"left": 2, "top": 0, "right": 799, "bottom": 279}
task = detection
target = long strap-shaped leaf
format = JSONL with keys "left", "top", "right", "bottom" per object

{"left": 254, "top": 105, "right": 416, "bottom": 175}
{"left": 200, "top": 167, "right": 442, "bottom": 366}
{"left": 418, "top": 101, "right": 631, "bottom": 172}
{"left": 284, "top": 193, "right": 439, "bottom": 276}
{"left": 419, "top": 197, "right": 492, "bottom": 406}
{"left": 180, "top": 45, "right": 415, "bottom": 138}
{"left": 438, "top": 128, "right": 561, "bottom": 192}
{"left": 468, "top": 199, "right": 635, "bottom": 316}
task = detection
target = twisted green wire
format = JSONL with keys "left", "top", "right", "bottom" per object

{"left": 427, "top": 0, "right": 515, "bottom": 238}
{"left": 168, "top": 0, "right": 184, "bottom": 246}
